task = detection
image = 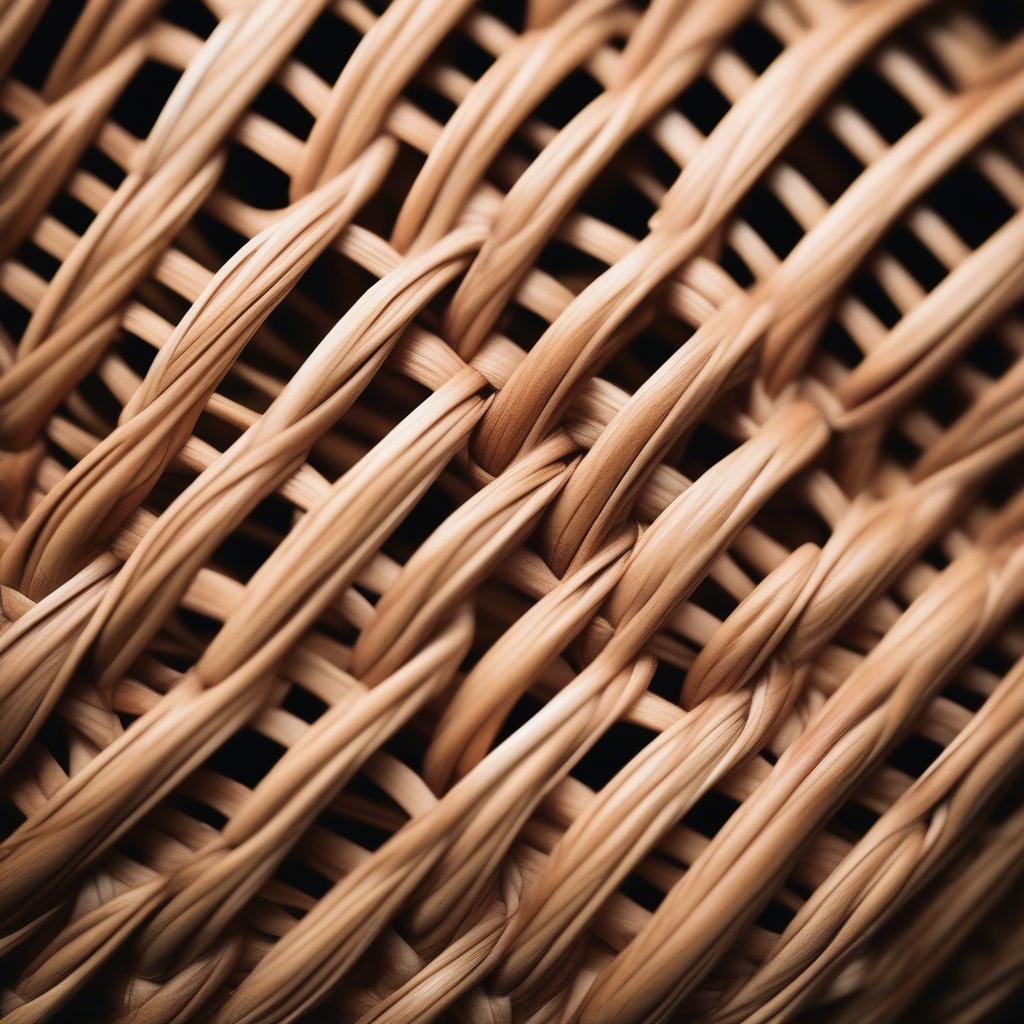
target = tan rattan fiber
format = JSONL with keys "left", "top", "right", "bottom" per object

{"left": 1, "top": 0, "right": 1024, "bottom": 1021}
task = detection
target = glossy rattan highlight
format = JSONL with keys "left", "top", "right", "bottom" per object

{"left": 1, "top": 1, "right": 1024, "bottom": 1022}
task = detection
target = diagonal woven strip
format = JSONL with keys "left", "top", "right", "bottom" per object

{"left": 1, "top": 1, "right": 1024, "bottom": 1023}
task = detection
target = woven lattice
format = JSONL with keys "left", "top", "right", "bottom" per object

{"left": 1, "top": 1, "right": 1024, "bottom": 1022}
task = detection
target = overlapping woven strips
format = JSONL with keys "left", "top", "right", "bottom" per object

{"left": 0, "top": 0, "right": 1023, "bottom": 1021}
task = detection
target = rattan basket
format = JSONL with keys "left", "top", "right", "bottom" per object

{"left": 1, "top": 1, "right": 1024, "bottom": 1021}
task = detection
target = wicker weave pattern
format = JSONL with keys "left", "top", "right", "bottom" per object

{"left": 1, "top": 1, "right": 1023, "bottom": 1022}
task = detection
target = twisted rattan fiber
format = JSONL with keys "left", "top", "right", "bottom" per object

{"left": 1, "top": 0, "right": 1024, "bottom": 1021}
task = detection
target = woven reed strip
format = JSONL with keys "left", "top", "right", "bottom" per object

{"left": 0, "top": 0, "right": 1011, "bottom": 966}
{"left": 0, "top": 0, "right": 1015, "bottom": 925}
{"left": 1, "top": 1, "right": 1024, "bottom": 1023}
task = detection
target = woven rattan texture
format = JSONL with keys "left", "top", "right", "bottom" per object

{"left": 1, "top": 1, "right": 1024, "bottom": 1022}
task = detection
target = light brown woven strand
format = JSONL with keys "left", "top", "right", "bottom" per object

{"left": 0, "top": 4, "right": 1011, "bottom": 1019}
{"left": 1, "top": 2, "right": 1024, "bottom": 1024}
{"left": 0, "top": 0, "right": 999, "bottom": 974}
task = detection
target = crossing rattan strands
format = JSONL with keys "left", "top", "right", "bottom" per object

{"left": 1, "top": 0, "right": 1024, "bottom": 1021}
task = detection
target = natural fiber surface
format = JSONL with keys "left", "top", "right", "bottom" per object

{"left": 1, "top": 1, "right": 1024, "bottom": 1022}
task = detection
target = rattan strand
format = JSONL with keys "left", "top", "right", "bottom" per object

{"left": 1, "top": 1, "right": 1024, "bottom": 1022}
